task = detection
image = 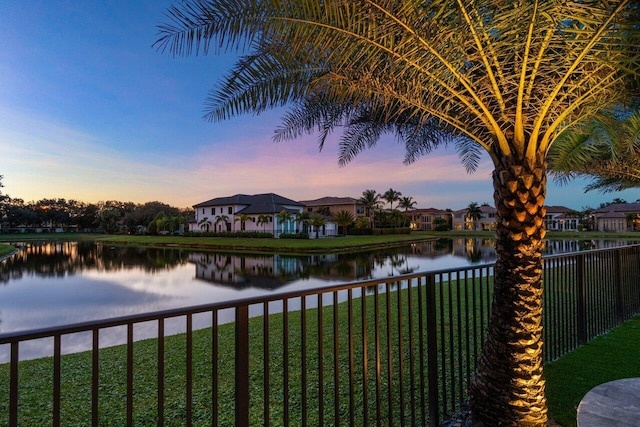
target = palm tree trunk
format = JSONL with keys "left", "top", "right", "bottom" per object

{"left": 469, "top": 153, "right": 548, "bottom": 426}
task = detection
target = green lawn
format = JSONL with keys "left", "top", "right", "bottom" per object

{"left": 545, "top": 315, "right": 640, "bottom": 426}
{"left": 0, "top": 243, "right": 15, "bottom": 257}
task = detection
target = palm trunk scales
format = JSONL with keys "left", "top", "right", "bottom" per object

{"left": 469, "top": 153, "right": 548, "bottom": 426}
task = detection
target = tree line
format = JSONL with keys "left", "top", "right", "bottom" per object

{"left": 0, "top": 180, "right": 193, "bottom": 234}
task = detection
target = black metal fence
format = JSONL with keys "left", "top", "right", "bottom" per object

{"left": 1, "top": 244, "right": 639, "bottom": 426}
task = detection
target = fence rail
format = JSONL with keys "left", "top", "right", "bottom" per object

{"left": 1, "top": 244, "right": 639, "bottom": 426}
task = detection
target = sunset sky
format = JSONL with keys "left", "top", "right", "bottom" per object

{"left": 2, "top": 1, "right": 639, "bottom": 211}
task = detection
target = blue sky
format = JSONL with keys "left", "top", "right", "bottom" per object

{"left": 1, "top": 1, "right": 638, "bottom": 211}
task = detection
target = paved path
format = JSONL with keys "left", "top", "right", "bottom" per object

{"left": 577, "top": 378, "right": 640, "bottom": 426}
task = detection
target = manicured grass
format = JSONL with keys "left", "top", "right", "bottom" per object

{"left": 545, "top": 315, "right": 640, "bottom": 426}
{"left": 0, "top": 243, "right": 15, "bottom": 257}
{"left": 97, "top": 232, "right": 444, "bottom": 253}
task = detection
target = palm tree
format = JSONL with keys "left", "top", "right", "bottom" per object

{"left": 359, "top": 189, "right": 380, "bottom": 229}
{"left": 332, "top": 210, "right": 355, "bottom": 236}
{"left": 295, "top": 211, "right": 311, "bottom": 233}
{"left": 214, "top": 215, "right": 229, "bottom": 232}
{"left": 275, "top": 210, "right": 293, "bottom": 235}
{"left": 549, "top": 110, "right": 640, "bottom": 192}
{"left": 256, "top": 214, "right": 271, "bottom": 232}
{"left": 156, "top": 2, "right": 639, "bottom": 423}
{"left": 398, "top": 196, "right": 417, "bottom": 212}
{"left": 466, "top": 202, "right": 483, "bottom": 231}
{"left": 198, "top": 216, "right": 211, "bottom": 232}
{"left": 233, "top": 213, "right": 254, "bottom": 231}
{"left": 308, "top": 213, "right": 326, "bottom": 239}
{"left": 382, "top": 188, "right": 402, "bottom": 211}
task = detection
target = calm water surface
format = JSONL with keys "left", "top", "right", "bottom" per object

{"left": 0, "top": 238, "right": 635, "bottom": 360}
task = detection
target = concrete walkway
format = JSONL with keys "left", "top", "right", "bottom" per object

{"left": 577, "top": 378, "right": 640, "bottom": 426}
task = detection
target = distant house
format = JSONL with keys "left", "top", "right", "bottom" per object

{"left": 593, "top": 202, "right": 640, "bottom": 232}
{"left": 404, "top": 208, "right": 452, "bottom": 231}
{"left": 299, "top": 196, "right": 367, "bottom": 218}
{"left": 191, "top": 193, "right": 303, "bottom": 237}
{"left": 299, "top": 196, "right": 367, "bottom": 237}
{"left": 452, "top": 205, "right": 497, "bottom": 231}
{"left": 543, "top": 206, "right": 580, "bottom": 231}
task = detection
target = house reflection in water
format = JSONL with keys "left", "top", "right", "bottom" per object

{"left": 188, "top": 252, "right": 375, "bottom": 289}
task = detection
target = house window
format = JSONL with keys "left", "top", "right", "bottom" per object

{"left": 228, "top": 207, "right": 232, "bottom": 214}
{"left": 308, "top": 208, "right": 313, "bottom": 212}
{"left": 211, "top": 208, "right": 214, "bottom": 215}
{"left": 356, "top": 206, "right": 364, "bottom": 214}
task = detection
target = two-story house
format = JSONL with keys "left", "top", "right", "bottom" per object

{"left": 404, "top": 208, "right": 452, "bottom": 231}
{"left": 191, "top": 193, "right": 303, "bottom": 237}
{"left": 593, "top": 202, "right": 640, "bottom": 232}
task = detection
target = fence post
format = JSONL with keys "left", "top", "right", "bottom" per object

{"left": 576, "top": 254, "right": 587, "bottom": 345}
{"left": 236, "top": 304, "right": 250, "bottom": 427}
{"left": 425, "top": 275, "right": 440, "bottom": 426}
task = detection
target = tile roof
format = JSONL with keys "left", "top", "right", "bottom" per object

{"left": 299, "top": 196, "right": 360, "bottom": 206}
{"left": 193, "top": 193, "right": 302, "bottom": 215}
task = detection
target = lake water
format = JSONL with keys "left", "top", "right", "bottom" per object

{"left": 0, "top": 237, "right": 636, "bottom": 361}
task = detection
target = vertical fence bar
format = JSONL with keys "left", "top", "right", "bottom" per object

{"left": 235, "top": 304, "right": 249, "bottom": 427}
{"left": 361, "top": 287, "right": 369, "bottom": 425}
{"left": 186, "top": 314, "right": 193, "bottom": 427}
{"left": 317, "top": 295, "right": 324, "bottom": 426}
{"left": 301, "top": 296, "right": 307, "bottom": 426}
{"left": 374, "top": 285, "right": 382, "bottom": 426}
{"left": 396, "top": 281, "right": 405, "bottom": 427}
{"left": 212, "top": 310, "right": 219, "bottom": 427}
{"left": 385, "top": 283, "right": 393, "bottom": 423}
{"left": 348, "top": 290, "right": 355, "bottom": 426}
{"left": 92, "top": 328, "right": 99, "bottom": 427}
{"left": 333, "top": 291, "right": 340, "bottom": 426}
{"left": 407, "top": 279, "right": 416, "bottom": 427}
{"left": 157, "top": 318, "right": 164, "bottom": 427}
{"left": 127, "top": 323, "right": 134, "bottom": 427}
{"left": 53, "top": 334, "right": 61, "bottom": 427}
{"left": 9, "top": 342, "right": 18, "bottom": 427}
{"left": 417, "top": 277, "right": 427, "bottom": 424}
{"left": 263, "top": 302, "right": 270, "bottom": 427}
{"left": 283, "top": 298, "right": 290, "bottom": 427}
{"left": 426, "top": 275, "right": 439, "bottom": 426}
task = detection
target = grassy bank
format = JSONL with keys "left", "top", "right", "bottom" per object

{"left": 545, "top": 315, "right": 640, "bottom": 426}
{"left": 0, "top": 243, "right": 15, "bottom": 257}
{"left": 96, "top": 232, "right": 444, "bottom": 254}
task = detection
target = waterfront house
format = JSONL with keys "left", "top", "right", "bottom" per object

{"left": 452, "top": 205, "right": 497, "bottom": 231}
{"left": 543, "top": 205, "right": 580, "bottom": 231}
{"left": 593, "top": 202, "right": 640, "bottom": 232}
{"left": 191, "top": 193, "right": 303, "bottom": 237}
{"left": 404, "top": 208, "right": 453, "bottom": 231}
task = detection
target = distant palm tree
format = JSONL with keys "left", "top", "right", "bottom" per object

{"left": 308, "top": 213, "right": 326, "bottom": 239}
{"left": 256, "top": 214, "right": 271, "bottom": 232}
{"left": 398, "top": 196, "right": 417, "bottom": 212}
{"left": 275, "top": 210, "right": 294, "bottom": 235}
{"left": 466, "top": 202, "right": 483, "bottom": 231}
{"left": 214, "top": 215, "right": 229, "bottom": 232}
{"left": 382, "top": 188, "right": 402, "bottom": 210}
{"left": 295, "top": 211, "right": 311, "bottom": 233}
{"left": 359, "top": 189, "right": 380, "bottom": 229}
{"left": 198, "top": 216, "right": 211, "bottom": 232}
{"left": 332, "top": 210, "right": 355, "bottom": 236}
{"left": 233, "top": 213, "right": 254, "bottom": 231}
